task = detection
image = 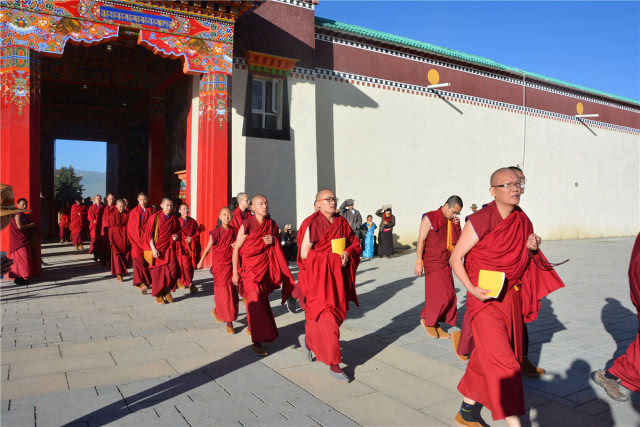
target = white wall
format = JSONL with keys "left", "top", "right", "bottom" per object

{"left": 233, "top": 69, "right": 639, "bottom": 245}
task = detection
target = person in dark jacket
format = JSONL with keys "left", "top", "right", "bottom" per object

{"left": 375, "top": 204, "right": 395, "bottom": 258}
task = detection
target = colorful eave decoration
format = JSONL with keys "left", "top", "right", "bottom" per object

{"left": 245, "top": 50, "right": 298, "bottom": 76}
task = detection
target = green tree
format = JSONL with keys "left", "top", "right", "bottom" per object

{"left": 55, "top": 166, "right": 84, "bottom": 202}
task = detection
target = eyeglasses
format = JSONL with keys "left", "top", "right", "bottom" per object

{"left": 492, "top": 182, "right": 525, "bottom": 190}
{"left": 451, "top": 210, "right": 461, "bottom": 215}
{"left": 316, "top": 197, "right": 339, "bottom": 203}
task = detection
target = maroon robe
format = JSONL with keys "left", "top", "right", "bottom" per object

{"left": 231, "top": 207, "right": 250, "bottom": 230}
{"left": 127, "top": 205, "right": 156, "bottom": 286}
{"left": 59, "top": 210, "right": 70, "bottom": 241}
{"left": 109, "top": 211, "right": 129, "bottom": 276}
{"left": 457, "top": 201, "right": 564, "bottom": 420}
{"left": 293, "top": 213, "right": 316, "bottom": 311}
{"left": 301, "top": 212, "right": 360, "bottom": 366}
{"left": 210, "top": 226, "right": 239, "bottom": 322}
{"left": 9, "top": 213, "right": 34, "bottom": 279}
{"left": 419, "top": 207, "right": 461, "bottom": 326}
{"left": 146, "top": 212, "right": 180, "bottom": 296}
{"left": 239, "top": 216, "right": 295, "bottom": 343}
{"left": 98, "top": 205, "right": 116, "bottom": 264}
{"left": 88, "top": 203, "right": 104, "bottom": 254}
{"left": 70, "top": 203, "right": 87, "bottom": 246}
{"left": 609, "top": 233, "right": 640, "bottom": 392}
{"left": 177, "top": 216, "right": 201, "bottom": 287}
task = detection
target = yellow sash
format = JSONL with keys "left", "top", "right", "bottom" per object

{"left": 446, "top": 220, "right": 454, "bottom": 253}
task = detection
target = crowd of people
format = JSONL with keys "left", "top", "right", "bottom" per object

{"left": 2, "top": 165, "right": 639, "bottom": 426}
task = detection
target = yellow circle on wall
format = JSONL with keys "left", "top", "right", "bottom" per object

{"left": 428, "top": 69, "right": 440, "bottom": 85}
{"left": 576, "top": 102, "right": 584, "bottom": 115}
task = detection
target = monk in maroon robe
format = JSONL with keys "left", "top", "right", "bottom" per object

{"left": 449, "top": 168, "right": 564, "bottom": 426}
{"left": 199, "top": 207, "right": 239, "bottom": 334}
{"left": 127, "top": 192, "right": 155, "bottom": 294}
{"left": 593, "top": 233, "right": 640, "bottom": 402}
{"left": 58, "top": 202, "right": 71, "bottom": 243}
{"left": 231, "top": 192, "right": 251, "bottom": 230}
{"left": 176, "top": 203, "right": 200, "bottom": 293}
{"left": 99, "top": 194, "right": 116, "bottom": 266}
{"left": 415, "top": 196, "right": 462, "bottom": 339}
{"left": 70, "top": 197, "right": 87, "bottom": 250}
{"left": 88, "top": 195, "right": 104, "bottom": 261}
{"left": 8, "top": 198, "right": 37, "bottom": 284}
{"left": 109, "top": 200, "right": 130, "bottom": 281}
{"left": 298, "top": 189, "right": 360, "bottom": 384}
{"left": 232, "top": 194, "right": 295, "bottom": 356}
{"left": 147, "top": 197, "right": 180, "bottom": 304}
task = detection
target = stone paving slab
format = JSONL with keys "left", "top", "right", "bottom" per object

{"left": 1, "top": 237, "right": 639, "bottom": 425}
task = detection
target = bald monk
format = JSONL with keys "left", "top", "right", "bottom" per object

{"left": 8, "top": 198, "right": 36, "bottom": 285}
{"left": 176, "top": 203, "right": 200, "bottom": 293}
{"left": 99, "top": 194, "right": 116, "bottom": 266}
{"left": 88, "top": 195, "right": 104, "bottom": 261}
{"left": 298, "top": 189, "right": 361, "bottom": 383}
{"left": 508, "top": 166, "right": 545, "bottom": 377}
{"left": 70, "top": 196, "right": 87, "bottom": 250}
{"left": 415, "top": 196, "right": 463, "bottom": 339}
{"left": 231, "top": 192, "right": 251, "bottom": 230}
{"left": 127, "top": 192, "right": 155, "bottom": 294}
{"left": 449, "top": 168, "right": 564, "bottom": 426}
{"left": 198, "top": 207, "right": 238, "bottom": 334}
{"left": 592, "top": 233, "right": 640, "bottom": 402}
{"left": 109, "top": 200, "right": 129, "bottom": 282}
{"left": 147, "top": 198, "right": 180, "bottom": 304}
{"left": 232, "top": 194, "right": 295, "bottom": 356}
{"left": 288, "top": 202, "right": 321, "bottom": 313}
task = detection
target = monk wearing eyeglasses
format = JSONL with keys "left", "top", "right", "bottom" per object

{"left": 232, "top": 194, "right": 295, "bottom": 356}
{"left": 450, "top": 168, "right": 564, "bottom": 426}
{"left": 415, "top": 195, "right": 463, "bottom": 340}
{"left": 298, "top": 189, "right": 361, "bottom": 383}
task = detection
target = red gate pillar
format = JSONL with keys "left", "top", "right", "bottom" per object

{"left": 148, "top": 94, "right": 165, "bottom": 205}
{"left": 0, "top": 47, "right": 42, "bottom": 275}
{"left": 188, "top": 72, "right": 229, "bottom": 268}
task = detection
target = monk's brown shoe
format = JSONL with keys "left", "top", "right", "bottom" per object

{"left": 251, "top": 345, "right": 268, "bottom": 356}
{"left": 59, "top": 239, "right": 64, "bottom": 244}
{"left": 454, "top": 411, "right": 481, "bottom": 427}
{"left": 164, "top": 291, "right": 174, "bottom": 303}
{"left": 226, "top": 325, "right": 235, "bottom": 335}
{"left": 116, "top": 274, "right": 123, "bottom": 282}
{"left": 592, "top": 370, "right": 628, "bottom": 402}
{"left": 451, "top": 331, "right": 469, "bottom": 361}
{"left": 189, "top": 284, "right": 198, "bottom": 294}
{"left": 241, "top": 298, "right": 246, "bottom": 305}
{"left": 155, "top": 296, "right": 165, "bottom": 305}
{"left": 140, "top": 284, "right": 148, "bottom": 295}
{"left": 211, "top": 309, "right": 224, "bottom": 323}
{"left": 79, "top": 244, "right": 84, "bottom": 250}
{"left": 522, "top": 356, "right": 545, "bottom": 377}
{"left": 436, "top": 324, "right": 451, "bottom": 339}
{"left": 246, "top": 328, "right": 251, "bottom": 336}
{"left": 420, "top": 319, "right": 439, "bottom": 339}
{"left": 177, "top": 279, "right": 186, "bottom": 289}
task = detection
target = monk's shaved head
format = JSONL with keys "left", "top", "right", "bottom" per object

{"left": 315, "top": 188, "right": 335, "bottom": 201}
{"left": 251, "top": 194, "right": 267, "bottom": 204}
{"left": 490, "top": 168, "right": 519, "bottom": 186}
{"left": 161, "top": 197, "right": 173, "bottom": 205}
{"left": 445, "top": 195, "right": 463, "bottom": 209}
{"left": 116, "top": 199, "right": 125, "bottom": 205}
{"left": 315, "top": 188, "right": 337, "bottom": 217}
{"left": 220, "top": 207, "right": 232, "bottom": 215}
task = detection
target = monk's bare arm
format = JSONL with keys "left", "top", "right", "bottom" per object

{"left": 197, "top": 236, "right": 214, "bottom": 270}
{"left": 449, "top": 223, "right": 491, "bottom": 302}
{"left": 149, "top": 237, "right": 159, "bottom": 258}
{"left": 300, "top": 228, "right": 312, "bottom": 260}
{"left": 14, "top": 215, "right": 35, "bottom": 230}
{"left": 232, "top": 225, "right": 247, "bottom": 284}
{"left": 414, "top": 215, "right": 431, "bottom": 276}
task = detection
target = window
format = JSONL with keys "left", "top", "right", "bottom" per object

{"left": 244, "top": 73, "right": 290, "bottom": 140}
{"left": 251, "top": 77, "right": 281, "bottom": 130}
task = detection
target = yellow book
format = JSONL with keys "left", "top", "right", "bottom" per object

{"left": 331, "top": 237, "right": 346, "bottom": 255}
{"left": 478, "top": 270, "right": 506, "bottom": 298}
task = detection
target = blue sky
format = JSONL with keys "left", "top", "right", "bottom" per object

{"left": 55, "top": 140, "right": 106, "bottom": 173}
{"left": 316, "top": 1, "right": 640, "bottom": 101}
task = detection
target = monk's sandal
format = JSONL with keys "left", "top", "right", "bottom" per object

{"left": 329, "top": 369, "right": 349, "bottom": 384}
{"left": 298, "top": 334, "right": 314, "bottom": 362}
{"left": 592, "top": 370, "right": 628, "bottom": 402}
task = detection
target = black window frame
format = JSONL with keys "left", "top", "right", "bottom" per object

{"left": 243, "top": 72, "right": 290, "bottom": 141}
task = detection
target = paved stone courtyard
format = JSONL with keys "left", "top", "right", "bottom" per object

{"left": 1, "top": 237, "right": 639, "bottom": 426}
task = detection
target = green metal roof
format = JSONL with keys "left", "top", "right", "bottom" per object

{"left": 315, "top": 16, "right": 640, "bottom": 106}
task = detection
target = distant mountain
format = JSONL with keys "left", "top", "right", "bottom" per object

{"left": 75, "top": 170, "right": 106, "bottom": 199}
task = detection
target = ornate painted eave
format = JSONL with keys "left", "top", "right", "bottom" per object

{"left": 245, "top": 50, "right": 298, "bottom": 76}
